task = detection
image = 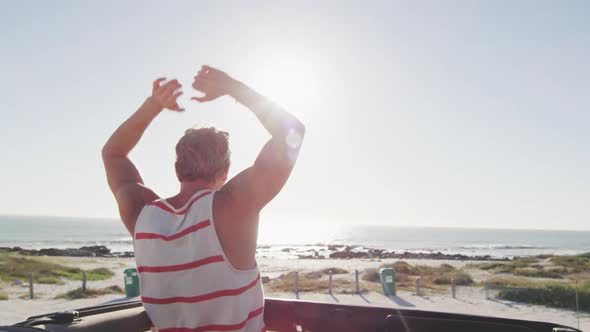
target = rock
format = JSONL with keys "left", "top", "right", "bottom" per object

{"left": 328, "top": 244, "right": 345, "bottom": 251}
{"left": 80, "top": 245, "right": 111, "bottom": 257}
{"left": 12, "top": 280, "right": 24, "bottom": 286}
{"left": 329, "top": 251, "right": 369, "bottom": 259}
{"left": 35, "top": 246, "right": 109, "bottom": 257}
{"left": 261, "top": 276, "right": 271, "bottom": 284}
{"left": 115, "top": 251, "right": 135, "bottom": 258}
{"left": 281, "top": 248, "right": 293, "bottom": 252}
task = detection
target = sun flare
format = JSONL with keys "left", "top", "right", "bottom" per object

{"left": 251, "top": 59, "right": 317, "bottom": 115}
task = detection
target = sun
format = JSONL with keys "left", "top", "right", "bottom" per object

{"left": 251, "top": 59, "right": 317, "bottom": 116}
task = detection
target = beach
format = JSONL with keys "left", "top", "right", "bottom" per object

{"left": 0, "top": 255, "right": 588, "bottom": 330}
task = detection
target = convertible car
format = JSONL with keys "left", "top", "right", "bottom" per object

{"left": 0, "top": 298, "right": 581, "bottom": 332}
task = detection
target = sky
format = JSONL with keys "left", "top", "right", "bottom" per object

{"left": 0, "top": 1, "right": 588, "bottom": 230}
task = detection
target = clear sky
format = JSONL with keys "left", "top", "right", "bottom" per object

{"left": 0, "top": 1, "right": 588, "bottom": 230}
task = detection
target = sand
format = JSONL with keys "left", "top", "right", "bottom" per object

{"left": 0, "top": 256, "right": 587, "bottom": 330}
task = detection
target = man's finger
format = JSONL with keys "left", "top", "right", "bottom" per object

{"left": 171, "top": 103, "right": 185, "bottom": 112}
{"left": 191, "top": 95, "right": 215, "bottom": 103}
{"left": 192, "top": 78, "right": 212, "bottom": 92}
{"left": 158, "top": 80, "right": 181, "bottom": 98}
{"left": 153, "top": 77, "right": 166, "bottom": 91}
{"left": 161, "top": 79, "right": 181, "bottom": 90}
{"left": 163, "top": 91, "right": 183, "bottom": 107}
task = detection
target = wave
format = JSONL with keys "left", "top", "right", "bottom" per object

{"left": 459, "top": 244, "right": 549, "bottom": 250}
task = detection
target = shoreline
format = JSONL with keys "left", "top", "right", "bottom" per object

{"left": 0, "top": 244, "right": 510, "bottom": 261}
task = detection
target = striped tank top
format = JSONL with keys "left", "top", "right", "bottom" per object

{"left": 133, "top": 190, "right": 265, "bottom": 332}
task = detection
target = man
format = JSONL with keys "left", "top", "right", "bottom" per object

{"left": 102, "top": 65, "right": 305, "bottom": 332}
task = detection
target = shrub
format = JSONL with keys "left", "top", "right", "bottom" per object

{"left": 513, "top": 268, "right": 563, "bottom": 279}
{"left": 498, "top": 285, "right": 590, "bottom": 310}
{"left": 55, "top": 285, "right": 123, "bottom": 300}
{"left": 550, "top": 254, "right": 590, "bottom": 273}
{"left": 0, "top": 253, "right": 114, "bottom": 283}
{"left": 362, "top": 269, "right": 380, "bottom": 282}
{"left": 36, "top": 276, "right": 65, "bottom": 285}
{"left": 433, "top": 271, "right": 474, "bottom": 286}
{"left": 320, "top": 267, "right": 348, "bottom": 275}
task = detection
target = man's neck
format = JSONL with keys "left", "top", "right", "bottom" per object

{"left": 180, "top": 180, "right": 216, "bottom": 195}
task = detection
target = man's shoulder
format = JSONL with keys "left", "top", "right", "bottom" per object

{"left": 212, "top": 187, "right": 258, "bottom": 225}
{"left": 115, "top": 182, "right": 159, "bottom": 233}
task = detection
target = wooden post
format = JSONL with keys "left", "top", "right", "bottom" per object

{"left": 82, "top": 272, "right": 87, "bottom": 292}
{"left": 576, "top": 280, "right": 580, "bottom": 330}
{"left": 355, "top": 270, "right": 360, "bottom": 294}
{"left": 416, "top": 277, "right": 421, "bottom": 296}
{"left": 328, "top": 270, "right": 333, "bottom": 294}
{"left": 29, "top": 273, "right": 34, "bottom": 300}
{"left": 485, "top": 279, "right": 489, "bottom": 300}
{"left": 294, "top": 271, "right": 299, "bottom": 295}
{"left": 451, "top": 279, "right": 456, "bottom": 299}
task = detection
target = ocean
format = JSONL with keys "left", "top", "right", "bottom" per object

{"left": 1, "top": 215, "right": 589, "bottom": 259}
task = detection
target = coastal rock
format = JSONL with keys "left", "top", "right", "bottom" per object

{"left": 329, "top": 251, "right": 369, "bottom": 259}
{"left": 326, "top": 247, "right": 507, "bottom": 261}
{"left": 80, "top": 245, "right": 111, "bottom": 256}
{"left": 36, "top": 245, "right": 112, "bottom": 257}
{"left": 327, "top": 244, "right": 345, "bottom": 251}
{"left": 114, "top": 251, "right": 135, "bottom": 258}
{"left": 1, "top": 245, "right": 114, "bottom": 257}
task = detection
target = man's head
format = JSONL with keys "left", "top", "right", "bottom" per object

{"left": 175, "top": 127, "right": 230, "bottom": 189}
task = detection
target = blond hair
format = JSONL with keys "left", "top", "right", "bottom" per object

{"left": 175, "top": 127, "right": 230, "bottom": 182}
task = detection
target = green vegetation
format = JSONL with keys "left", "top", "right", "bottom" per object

{"left": 550, "top": 253, "right": 590, "bottom": 273}
{"left": 267, "top": 271, "right": 356, "bottom": 293}
{"left": 497, "top": 282, "right": 590, "bottom": 310}
{"left": 55, "top": 286, "right": 124, "bottom": 300}
{"left": 0, "top": 253, "right": 113, "bottom": 284}
{"left": 471, "top": 253, "right": 590, "bottom": 280}
{"left": 361, "top": 269, "right": 380, "bottom": 283}
{"left": 432, "top": 271, "right": 474, "bottom": 286}
{"left": 485, "top": 277, "right": 564, "bottom": 289}
{"left": 0, "top": 290, "right": 8, "bottom": 301}
{"left": 471, "top": 257, "right": 541, "bottom": 274}
{"left": 379, "top": 261, "right": 473, "bottom": 286}
{"left": 513, "top": 268, "right": 563, "bottom": 279}
{"left": 361, "top": 261, "right": 473, "bottom": 293}
{"left": 320, "top": 267, "right": 349, "bottom": 275}
{"left": 36, "top": 276, "right": 65, "bottom": 285}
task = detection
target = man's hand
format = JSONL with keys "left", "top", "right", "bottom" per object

{"left": 152, "top": 78, "right": 184, "bottom": 111}
{"left": 191, "top": 65, "right": 237, "bottom": 103}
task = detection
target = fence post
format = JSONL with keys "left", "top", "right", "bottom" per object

{"left": 576, "top": 280, "right": 580, "bottom": 330}
{"left": 416, "top": 277, "right": 421, "bottom": 296}
{"left": 355, "top": 270, "right": 360, "bottom": 294}
{"left": 82, "top": 271, "right": 87, "bottom": 292}
{"left": 451, "top": 279, "right": 456, "bottom": 299}
{"left": 485, "top": 279, "right": 489, "bottom": 300}
{"left": 328, "top": 270, "right": 333, "bottom": 294}
{"left": 294, "top": 271, "right": 299, "bottom": 295}
{"left": 29, "top": 273, "right": 34, "bottom": 300}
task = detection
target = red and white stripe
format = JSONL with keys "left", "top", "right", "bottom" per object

{"left": 134, "top": 190, "right": 265, "bottom": 332}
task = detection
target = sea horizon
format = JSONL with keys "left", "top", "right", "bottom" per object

{"left": 1, "top": 215, "right": 589, "bottom": 259}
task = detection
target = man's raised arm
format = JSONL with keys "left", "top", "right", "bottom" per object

{"left": 192, "top": 65, "right": 305, "bottom": 216}
{"left": 102, "top": 78, "right": 183, "bottom": 233}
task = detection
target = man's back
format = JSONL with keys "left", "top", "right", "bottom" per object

{"left": 134, "top": 189, "right": 265, "bottom": 331}
{"left": 102, "top": 65, "right": 305, "bottom": 332}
